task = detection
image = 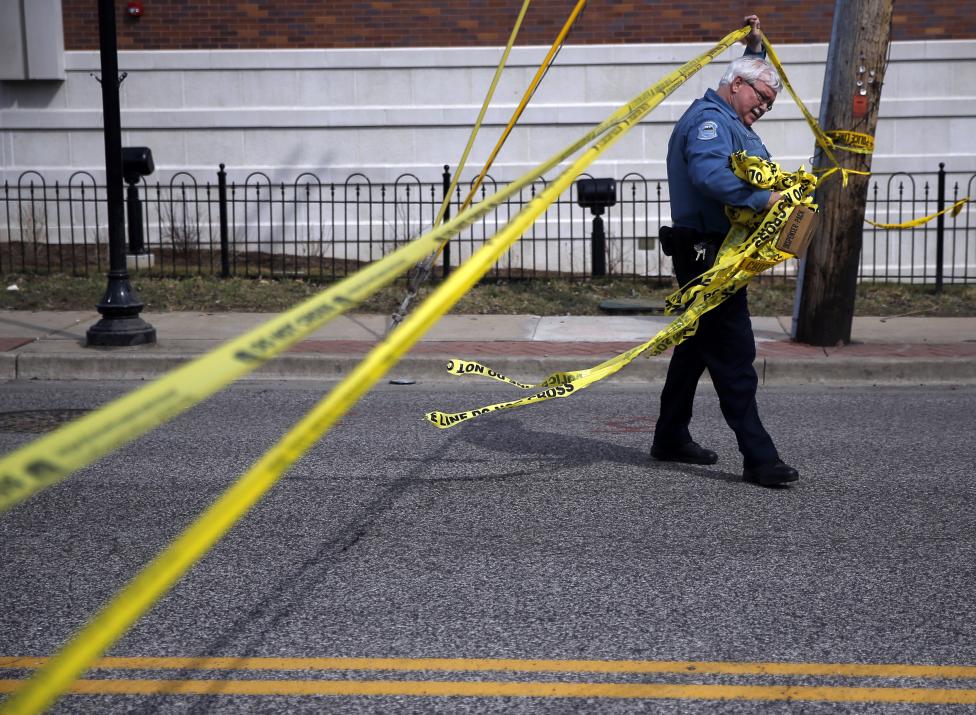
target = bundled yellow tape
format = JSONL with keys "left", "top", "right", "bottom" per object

{"left": 426, "top": 153, "right": 818, "bottom": 429}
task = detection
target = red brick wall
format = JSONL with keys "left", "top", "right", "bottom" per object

{"left": 62, "top": 1, "right": 974, "bottom": 51}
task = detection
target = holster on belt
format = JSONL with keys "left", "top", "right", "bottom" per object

{"left": 659, "top": 225, "right": 723, "bottom": 266}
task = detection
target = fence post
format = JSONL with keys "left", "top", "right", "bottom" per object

{"left": 935, "top": 162, "right": 945, "bottom": 293}
{"left": 218, "top": 163, "right": 230, "bottom": 278}
{"left": 442, "top": 164, "right": 451, "bottom": 278}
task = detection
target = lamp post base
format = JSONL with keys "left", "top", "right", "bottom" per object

{"left": 86, "top": 315, "right": 156, "bottom": 346}
{"left": 86, "top": 272, "right": 156, "bottom": 346}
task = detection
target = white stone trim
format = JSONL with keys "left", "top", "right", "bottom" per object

{"left": 3, "top": 40, "right": 974, "bottom": 183}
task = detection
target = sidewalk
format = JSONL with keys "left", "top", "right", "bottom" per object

{"left": 1, "top": 310, "right": 975, "bottom": 384}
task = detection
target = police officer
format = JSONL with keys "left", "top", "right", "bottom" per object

{"left": 650, "top": 15, "right": 799, "bottom": 487}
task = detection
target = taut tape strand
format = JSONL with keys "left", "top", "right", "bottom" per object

{"left": 431, "top": 0, "right": 532, "bottom": 229}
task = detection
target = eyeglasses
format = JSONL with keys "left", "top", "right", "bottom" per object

{"left": 744, "top": 79, "right": 774, "bottom": 111}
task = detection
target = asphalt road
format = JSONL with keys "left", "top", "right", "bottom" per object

{"left": 1, "top": 379, "right": 975, "bottom": 714}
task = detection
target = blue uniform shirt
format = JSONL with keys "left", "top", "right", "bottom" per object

{"left": 667, "top": 86, "right": 773, "bottom": 235}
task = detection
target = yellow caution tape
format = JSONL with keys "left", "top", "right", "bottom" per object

{"left": 432, "top": 0, "right": 532, "bottom": 228}
{"left": 865, "top": 196, "right": 970, "bottom": 229}
{"left": 763, "top": 35, "right": 968, "bottom": 230}
{"left": 814, "top": 165, "right": 871, "bottom": 185}
{"left": 0, "top": 191, "right": 500, "bottom": 512}
{"left": 454, "top": 0, "right": 589, "bottom": 219}
{"left": 825, "top": 129, "right": 875, "bottom": 155}
{"left": 760, "top": 34, "right": 871, "bottom": 186}
{"left": 446, "top": 359, "right": 537, "bottom": 389}
{"left": 760, "top": 36, "right": 840, "bottom": 163}
{"left": 425, "top": 153, "right": 818, "bottom": 429}
{"left": 393, "top": 0, "right": 584, "bottom": 327}
{"left": 0, "top": 26, "right": 752, "bottom": 715}
{"left": 0, "top": 13, "right": 656, "bottom": 515}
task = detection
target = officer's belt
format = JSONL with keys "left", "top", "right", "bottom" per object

{"left": 659, "top": 225, "right": 724, "bottom": 256}
{"left": 670, "top": 226, "right": 725, "bottom": 242}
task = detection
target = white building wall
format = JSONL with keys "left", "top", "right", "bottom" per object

{"left": 1, "top": 40, "right": 974, "bottom": 186}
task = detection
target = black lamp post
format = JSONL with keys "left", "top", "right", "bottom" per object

{"left": 575, "top": 177, "right": 617, "bottom": 278}
{"left": 86, "top": 0, "right": 155, "bottom": 346}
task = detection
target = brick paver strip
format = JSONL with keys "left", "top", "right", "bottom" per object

{"left": 3, "top": 335, "right": 970, "bottom": 360}
{"left": 0, "top": 338, "right": 32, "bottom": 352}
{"left": 289, "top": 340, "right": 647, "bottom": 357}
{"left": 289, "top": 339, "right": 976, "bottom": 360}
{"left": 753, "top": 341, "right": 827, "bottom": 357}
{"left": 824, "top": 343, "right": 976, "bottom": 358}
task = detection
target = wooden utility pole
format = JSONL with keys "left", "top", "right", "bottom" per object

{"left": 792, "top": 0, "right": 894, "bottom": 346}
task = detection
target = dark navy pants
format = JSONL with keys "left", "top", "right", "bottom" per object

{"left": 653, "top": 233, "right": 779, "bottom": 468}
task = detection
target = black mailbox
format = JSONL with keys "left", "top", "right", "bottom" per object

{"left": 121, "top": 147, "right": 154, "bottom": 255}
{"left": 122, "top": 146, "right": 154, "bottom": 184}
{"left": 575, "top": 177, "right": 616, "bottom": 211}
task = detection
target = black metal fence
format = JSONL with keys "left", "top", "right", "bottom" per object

{"left": 2, "top": 164, "right": 973, "bottom": 285}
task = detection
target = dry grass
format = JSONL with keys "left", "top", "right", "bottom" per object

{"left": 2, "top": 273, "right": 974, "bottom": 317}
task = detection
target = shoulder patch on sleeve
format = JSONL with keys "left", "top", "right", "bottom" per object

{"left": 697, "top": 120, "right": 718, "bottom": 141}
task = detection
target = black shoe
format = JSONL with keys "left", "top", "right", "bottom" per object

{"left": 743, "top": 460, "right": 799, "bottom": 486}
{"left": 650, "top": 441, "right": 719, "bottom": 465}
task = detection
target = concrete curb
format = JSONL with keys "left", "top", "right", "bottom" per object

{"left": 8, "top": 353, "right": 667, "bottom": 383}
{"left": 3, "top": 312, "right": 975, "bottom": 385}
{"left": 0, "top": 353, "right": 16, "bottom": 380}
{"left": 6, "top": 351, "right": 976, "bottom": 385}
{"left": 760, "top": 357, "right": 976, "bottom": 385}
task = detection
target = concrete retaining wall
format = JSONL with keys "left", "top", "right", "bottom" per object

{"left": 2, "top": 40, "right": 974, "bottom": 184}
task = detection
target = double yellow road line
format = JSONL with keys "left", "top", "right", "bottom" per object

{"left": 3, "top": 655, "right": 975, "bottom": 705}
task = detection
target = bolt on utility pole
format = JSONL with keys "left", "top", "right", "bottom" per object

{"left": 792, "top": 0, "right": 893, "bottom": 346}
{"left": 86, "top": 0, "right": 156, "bottom": 346}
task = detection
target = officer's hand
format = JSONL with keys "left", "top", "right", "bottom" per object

{"left": 765, "top": 191, "right": 782, "bottom": 209}
{"left": 743, "top": 15, "right": 762, "bottom": 52}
